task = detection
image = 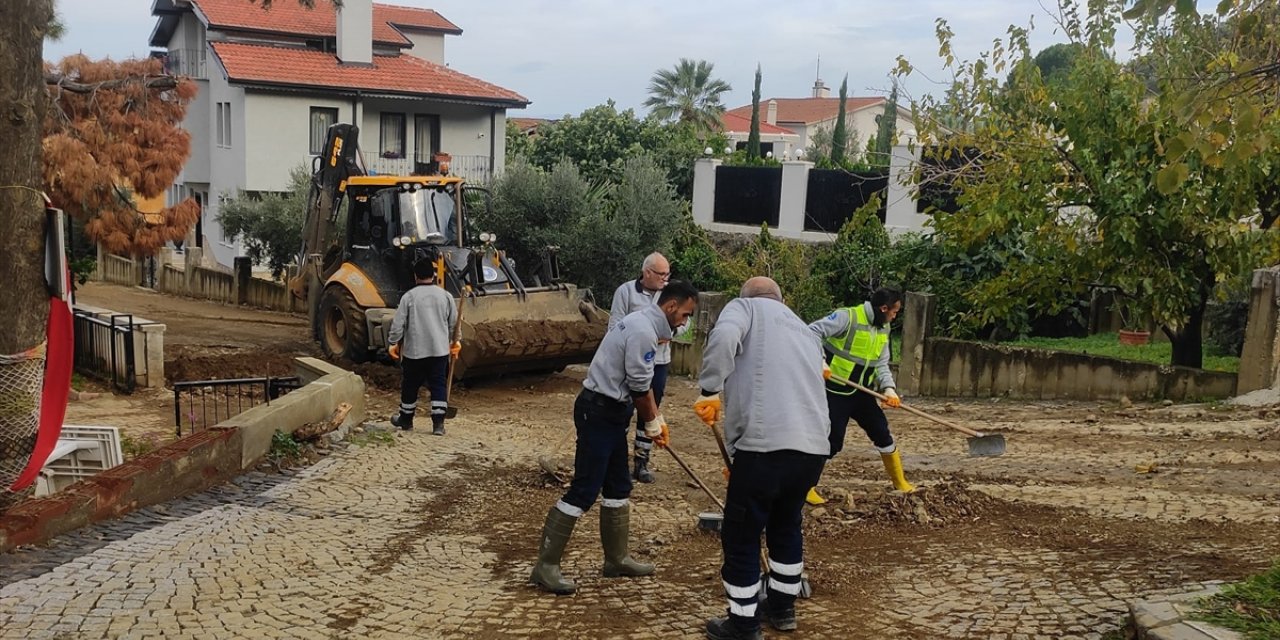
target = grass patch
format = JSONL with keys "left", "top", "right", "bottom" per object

{"left": 1003, "top": 332, "right": 1239, "bottom": 373}
{"left": 350, "top": 429, "right": 396, "bottom": 448}
{"left": 1194, "top": 561, "right": 1280, "bottom": 640}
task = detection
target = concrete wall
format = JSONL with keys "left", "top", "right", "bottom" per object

{"left": 204, "top": 54, "right": 249, "bottom": 269}
{"left": 72, "top": 304, "right": 167, "bottom": 390}
{"left": 242, "top": 93, "right": 352, "bottom": 192}
{"left": 668, "top": 293, "right": 731, "bottom": 377}
{"left": 403, "top": 35, "right": 445, "bottom": 63}
{"left": 0, "top": 358, "right": 365, "bottom": 552}
{"left": 1238, "top": 266, "right": 1280, "bottom": 394}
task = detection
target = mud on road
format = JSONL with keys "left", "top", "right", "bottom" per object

{"left": 68, "top": 283, "right": 1280, "bottom": 638}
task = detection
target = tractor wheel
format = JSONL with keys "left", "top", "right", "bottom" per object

{"left": 318, "top": 286, "right": 370, "bottom": 363}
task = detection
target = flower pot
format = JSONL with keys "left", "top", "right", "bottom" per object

{"left": 1118, "top": 329, "right": 1151, "bottom": 346}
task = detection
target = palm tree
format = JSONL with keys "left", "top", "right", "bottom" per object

{"left": 643, "top": 58, "right": 733, "bottom": 134}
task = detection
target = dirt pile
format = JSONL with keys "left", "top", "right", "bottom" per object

{"left": 166, "top": 348, "right": 303, "bottom": 384}
{"left": 806, "top": 481, "right": 1002, "bottom": 535}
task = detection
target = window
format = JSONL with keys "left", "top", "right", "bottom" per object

{"left": 379, "top": 112, "right": 405, "bottom": 159}
{"left": 216, "top": 102, "right": 232, "bottom": 148}
{"left": 414, "top": 114, "right": 440, "bottom": 161}
{"left": 310, "top": 107, "right": 339, "bottom": 155}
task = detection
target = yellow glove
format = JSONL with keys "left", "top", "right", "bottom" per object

{"left": 449, "top": 341, "right": 462, "bottom": 359}
{"left": 652, "top": 423, "right": 671, "bottom": 449}
{"left": 882, "top": 387, "right": 901, "bottom": 409}
{"left": 388, "top": 343, "right": 401, "bottom": 361}
{"left": 822, "top": 362, "right": 833, "bottom": 381}
{"left": 693, "top": 393, "right": 722, "bottom": 426}
{"left": 722, "top": 466, "right": 731, "bottom": 482}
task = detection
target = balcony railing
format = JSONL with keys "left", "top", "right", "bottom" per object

{"left": 361, "top": 153, "right": 492, "bottom": 185}
{"left": 164, "top": 48, "right": 207, "bottom": 80}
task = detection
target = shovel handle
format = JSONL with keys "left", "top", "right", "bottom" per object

{"left": 830, "top": 375, "right": 985, "bottom": 438}
{"left": 710, "top": 424, "right": 733, "bottom": 468}
{"left": 663, "top": 443, "right": 726, "bottom": 511}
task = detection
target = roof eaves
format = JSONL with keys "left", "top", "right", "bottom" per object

{"left": 233, "top": 79, "right": 528, "bottom": 108}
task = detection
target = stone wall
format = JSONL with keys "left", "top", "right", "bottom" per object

{"left": 1237, "top": 266, "right": 1280, "bottom": 394}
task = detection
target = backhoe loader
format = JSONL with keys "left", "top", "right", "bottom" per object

{"left": 288, "top": 124, "right": 607, "bottom": 378}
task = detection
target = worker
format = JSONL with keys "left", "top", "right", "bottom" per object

{"left": 531, "top": 280, "right": 699, "bottom": 595}
{"left": 807, "top": 287, "right": 912, "bottom": 502}
{"left": 694, "top": 277, "right": 829, "bottom": 639}
{"left": 608, "top": 252, "right": 675, "bottom": 484}
{"left": 388, "top": 257, "right": 461, "bottom": 436}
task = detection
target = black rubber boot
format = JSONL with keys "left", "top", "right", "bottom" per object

{"left": 632, "top": 448, "right": 655, "bottom": 483}
{"left": 431, "top": 415, "right": 445, "bottom": 436}
{"left": 530, "top": 507, "right": 578, "bottom": 595}
{"left": 705, "top": 615, "right": 763, "bottom": 640}
{"left": 600, "top": 504, "right": 654, "bottom": 577}
{"left": 390, "top": 412, "right": 413, "bottom": 431}
{"left": 761, "top": 591, "right": 798, "bottom": 632}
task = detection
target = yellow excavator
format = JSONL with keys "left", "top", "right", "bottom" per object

{"left": 288, "top": 124, "right": 607, "bottom": 378}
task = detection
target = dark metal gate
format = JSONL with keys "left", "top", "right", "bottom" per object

{"left": 173, "top": 376, "right": 303, "bottom": 436}
{"left": 72, "top": 311, "right": 137, "bottom": 393}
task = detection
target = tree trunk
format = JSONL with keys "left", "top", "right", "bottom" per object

{"left": 0, "top": 1, "right": 51, "bottom": 354}
{"left": 1167, "top": 298, "right": 1207, "bottom": 369}
{"left": 0, "top": 0, "right": 54, "bottom": 507}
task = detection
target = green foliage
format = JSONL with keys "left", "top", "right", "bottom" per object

{"left": 1194, "top": 559, "right": 1280, "bottom": 640}
{"left": 895, "top": 1, "right": 1280, "bottom": 367}
{"left": 120, "top": 433, "right": 158, "bottom": 460}
{"left": 813, "top": 196, "right": 890, "bottom": 304}
{"left": 1205, "top": 281, "right": 1251, "bottom": 357}
{"left": 808, "top": 125, "right": 872, "bottom": 171}
{"left": 720, "top": 225, "right": 834, "bottom": 322}
{"left": 349, "top": 429, "right": 396, "bottom": 447}
{"left": 831, "top": 76, "right": 849, "bottom": 166}
{"left": 483, "top": 155, "right": 684, "bottom": 306}
{"left": 68, "top": 254, "right": 96, "bottom": 285}
{"left": 1003, "top": 332, "right": 1239, "bottom": 373}
{"left": 668, "top": 210, "right": 732, "bottom": 293}
{"left": 747, "top": 65, "right": 762, "bottom": 161}
{"left": 505, "top": 120, "right": 532, "bottom": 159}
{"left": 870, "top": 81, "right": 899, "bottom": 167}
{"left": 643, "top": 58, "right": 732, "bottom": 134}
{"left": 269, "top": 430, "right": 302, "bottom": 460}
{"left": 217, "top": 165, "right": 310, "bottom": 278}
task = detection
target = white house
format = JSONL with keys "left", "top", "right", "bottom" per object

{"left": 725, "top": 79, "right": 916, "bottom": 161}
{"left": 149, "top": 0, "right": 528, "bottom": 269}
{"left": 720, "top": 111, "right": 799, "bottom": 159}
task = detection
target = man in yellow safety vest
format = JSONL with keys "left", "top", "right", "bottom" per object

{"left": 806, "top": 288, "right": 913, "bottom": 502}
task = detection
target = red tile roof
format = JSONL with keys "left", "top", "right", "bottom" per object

{"left": 509, "top": 117, "right": 552, "bottom": 132}
{"left": 209, "top": 42, "right": 528, "bottom": 106}
{"left": 727, "top": 97, "right": 885, "bottom": 125}
{"left": 191, "top": 0, "right": 461, "bottom": 47}
{"left": 721, "top": 112, "right": 796, "bottom": 136}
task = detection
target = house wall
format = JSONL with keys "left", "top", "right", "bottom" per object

{"left": 359, "top": 98, "right": 504, "bottom": 180}
{"left": 203, "top": 55, "right": 248, "bottom": 269}
{"left": 242, "top": 92, "right": 353, "bottom": 191}
{"left": 402, "top": 34, "right": 445, "bottom": 63}
{"left": 180, "top": 81, "right": 212, "bottom": 183}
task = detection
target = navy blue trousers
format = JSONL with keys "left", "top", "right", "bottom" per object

{"left": 399, "top": 355, "right": 450, "bottom": 418}
{"left": 632, "top": 363, "right": 668, "bottom": 448}
{"left": 825, "top": 388, "right": 893, "bottom": 457}
{"left": 561, "top": 390, "right": 635, "bottom": 512}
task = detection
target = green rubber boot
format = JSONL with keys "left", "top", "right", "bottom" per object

{"left": 600, "top": 504, "right": 654, "bottom": 577}
{"left": 531, "top": 507, "right": 578, "bottom": 594}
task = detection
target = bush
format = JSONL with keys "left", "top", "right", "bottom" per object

{"left": 668, "top": 209, "right": 733, "bottom": 293}
{"left": 1205, "top": 288, "right": 1250, "bottom": 357}
{"left": 721, "top": 225, "right": 834, "bottom": 322}
{"left": 217, "top": 165, "right": 310, "bottom": 278}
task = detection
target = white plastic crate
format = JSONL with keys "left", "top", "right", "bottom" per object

{"left": 35, "top": 425, "right": 125, "bottom": 496}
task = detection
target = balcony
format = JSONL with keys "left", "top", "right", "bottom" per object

{"left": 361, "top": 153, "right": 492, "bottom": 185}
{"left": 163, "top": 48, "right": 207, "bottom": 80}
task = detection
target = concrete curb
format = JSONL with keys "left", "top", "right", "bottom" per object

{"left": 0, "top": 358, "right": 365, "bottom": 554}
{"left": 1126, "top": 586, "right": 1244, "bottom": 640}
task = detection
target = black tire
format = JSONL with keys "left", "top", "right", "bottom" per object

{"left": 318, "top": 286, "right": 370, "bottom": 363}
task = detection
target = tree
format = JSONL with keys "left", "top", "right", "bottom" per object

{"left": 218, "top": 165, "right": 310, "bottom": 278}
{"left": 747, "top": 65, "right": 762, "bottom": 160}
{"left": 505, "top": 120, "right": 532, "bottom": 159}
{"left": 871, "top": 80, "right": 899, "bottom": 166}
{"left": 830, "top": 75, "right": 849, "bottom": 166}
{"left": 896, "top": 1, "right": 1280, "bottom": 367}
{"left": 643, "top": 58, "right": 732, "bottom": 135}
{"left": 43, "top": 55, "right": 200, "bottom": 256}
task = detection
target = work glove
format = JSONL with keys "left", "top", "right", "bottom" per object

{"left": 881, "top": 387, "right": 902, "bottom": 409}
{"left": 449, "top": 341, "right": 462, "bottom": 359}
{"left": 643, "top": 414, "right": 667, "bottom": 440}
{"left": 652, "top": 423, "right": 671, "bottom": 449}
{"left": 388, "top": 343, "right": 401, "bottom": 361}
{"left": 693, "top": 393, "right": 722, "bottom": 426}
{"left": 722, "top": 467, "right": 731, "bottom": 482}
{"left": 822, "top": 362, "right": 833, "bottom": 381}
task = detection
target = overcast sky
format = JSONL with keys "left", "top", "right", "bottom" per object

{"left": 45, "top": 0, "right": 1137, "bottom": 119}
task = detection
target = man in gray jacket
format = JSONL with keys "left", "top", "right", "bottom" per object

{"left": 388, "top": 258, "right": 460, "bottom": 436}
{"left": 608, "top": 252, "right": 672, "bottom": 483}
{"left": 693, "top": 277, "right": 830, "bottom": 640}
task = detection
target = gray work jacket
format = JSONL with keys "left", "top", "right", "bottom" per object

{"left": 610, "top": 278, "right": 671, "bottom": 365}
{"left": 389, "top": 284, "right": 457, "bottom": 359}
{"left": 584, "top": 303, "right": 672, "bottom": 403}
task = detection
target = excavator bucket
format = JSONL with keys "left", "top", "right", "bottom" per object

{"left": 452, "top": 285, "right": 608, "bottom": 379}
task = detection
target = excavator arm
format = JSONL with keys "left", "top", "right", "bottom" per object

{"left": 288, "top": 123, "right": 364, "bottom": 302}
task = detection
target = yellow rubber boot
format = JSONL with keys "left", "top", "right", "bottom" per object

{"left": 880, "top": 449, "right": 916, "bottom": 493}
{"left": 806, "top": 487, "right": 826, "bottom": 505}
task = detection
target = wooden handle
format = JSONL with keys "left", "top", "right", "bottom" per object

{"left": 710, "top": 424, "right": 733, "bottom": 468}
{"left": 830, "top": 375, "right": 985, "bottom": 438}
{"left": 664, "top": 444, "right": 725, "bottom": 511}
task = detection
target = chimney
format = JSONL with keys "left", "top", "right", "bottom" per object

{"left": 336, "top": 0, "right": 373, "bottom": 65}
{"left": 812, "top": 79, "right": 829, "bottom": 98}
{"left": 766, "top": 99, "right": 777, "bottom": 125}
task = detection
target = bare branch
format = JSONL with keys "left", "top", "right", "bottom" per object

{"left": 44, "top": 73, "right": 180, "bottom": 94}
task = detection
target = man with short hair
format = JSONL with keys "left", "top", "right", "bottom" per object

{"left": 388, "top": 258, "right": 460, "bottom": 436}
{"left": 608, "top": 252, "right": 674, "bottom": 483}
{"left": 694, "top": 277, "right": 830, "bottom": 639}
{"left": 530, "top": 280, "right": 699, "bottom": 595}
{"left": 807, "top": 287, "right": 912, "bottom": 501}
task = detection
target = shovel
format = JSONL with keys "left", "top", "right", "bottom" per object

{"left": 443, "top": 292, "right": 466, "bottom": 419}
{"left": 828, "top": 374, "right": 1006, "bottom": 457}
{"left": 537, "top": 424, "right": 575, "bottom": 481}
{"left": 708, "top": 424, "right": 814, "bottom": 600}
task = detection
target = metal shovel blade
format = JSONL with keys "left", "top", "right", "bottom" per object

{"left": 968, "top": 433, "right": 1006, "bottom": 457}
{"left": 757, "top": 571, "right": 814, "bottom": 600}
{"left": 445, "top": 407, "right": 458, "bottom": 419}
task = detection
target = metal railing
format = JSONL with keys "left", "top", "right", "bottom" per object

{"left": 173, "top": 376, "right": 303, "bottom": 437}
{"left": 360, "top": 152, "right": 492, "bottom": 184}
{"left": 72, "top": 311, "right": 137, "bottom": 394}
{"left": 164, "top": 48, "right": 207, "bottom": 80}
